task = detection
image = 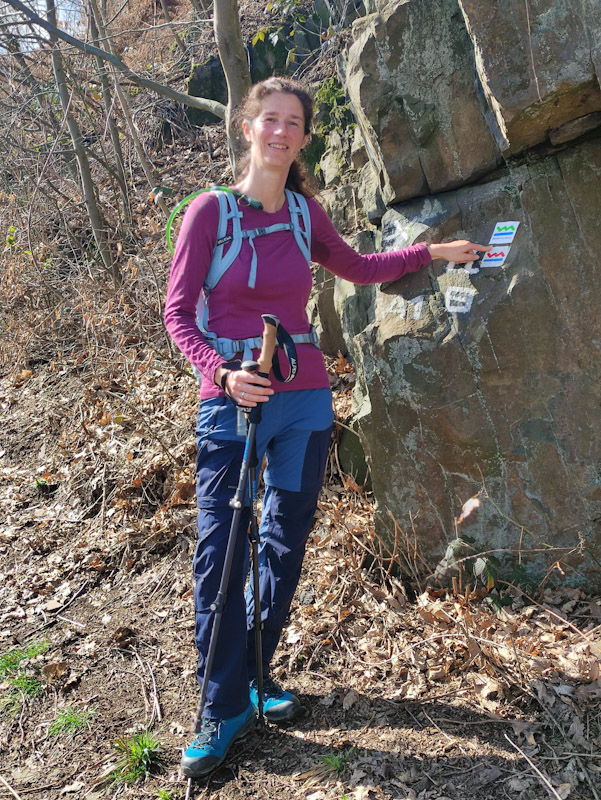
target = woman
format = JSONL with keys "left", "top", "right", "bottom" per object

{"left": 164, "top": 76, "right": 488, "bottom": 777}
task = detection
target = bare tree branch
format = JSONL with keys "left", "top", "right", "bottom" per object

{"left": 88, "top": 0, "right": 169, "bottom": 216}
{"left": 4, "top": 0, "right": 226, "bottom": 119}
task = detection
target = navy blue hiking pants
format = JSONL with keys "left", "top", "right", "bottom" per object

{"left": 193, "top": 388, "right": 333, "bottom": 722}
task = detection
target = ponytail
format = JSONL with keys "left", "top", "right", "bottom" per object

{"left": 286, "top": 159, "right": 317, "bottom": 198}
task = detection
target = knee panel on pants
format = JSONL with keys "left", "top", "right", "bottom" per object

{"left": 196, "top": 438, "right": 246, "bottom": 509}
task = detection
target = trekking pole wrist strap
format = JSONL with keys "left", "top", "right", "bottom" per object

{"left": 271, "top": 323, "right": 298, "bottom": 383}
{"left": 217, "top": 360, "right": 242, "bottom": 392}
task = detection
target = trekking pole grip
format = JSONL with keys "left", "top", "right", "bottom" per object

{"left": 256, "top": 313, "right": 279, "bottom": 377}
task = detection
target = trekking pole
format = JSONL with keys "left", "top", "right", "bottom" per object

{"left": 196, "top": 314, "right": 279, "bottom": 729}
{"left": 243, "top": 366, "right": 266, "bottom": 728}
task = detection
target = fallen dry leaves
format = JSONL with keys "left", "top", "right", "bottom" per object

{"left": 0, "top": 314, "right": 600, "bottom": 800}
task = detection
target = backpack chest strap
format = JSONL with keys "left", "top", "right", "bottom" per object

{"left": 241, "top": 223, "right": 295, "bottom": 288}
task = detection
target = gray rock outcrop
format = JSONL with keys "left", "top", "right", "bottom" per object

{"left": 327, "top": 0, "right": 601, "bottom": 581}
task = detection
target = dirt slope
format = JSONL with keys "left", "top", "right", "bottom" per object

{"left": 1, "top": 353, "right": 600, "bottom": 800}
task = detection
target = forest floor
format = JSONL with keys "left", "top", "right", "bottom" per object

{"left": 1, "top": 2, "right": 601, "bottom": 798}
{"left": 1, "top": 351, "right": 601, "bottom": 800}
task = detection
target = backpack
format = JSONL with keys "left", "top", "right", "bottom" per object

{"left": 168, "top": 186, "right": 320, "bottom": 378}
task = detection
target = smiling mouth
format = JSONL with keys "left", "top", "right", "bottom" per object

{"left": 269, "top": 143, "right": 288, "bottom": 150}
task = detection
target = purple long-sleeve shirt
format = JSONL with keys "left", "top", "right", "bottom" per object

{"left": 164, "top": 191, "right": 431, "bottom": 399}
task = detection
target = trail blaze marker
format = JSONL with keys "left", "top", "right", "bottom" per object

{"left": 481, "top": 246, "right": 511, "bottom": 268}
{"left": 444, "top": 286, "right": 477, "bottom": 313}
{"left": 489, "top": 220, "right": 520, "bottom": 245}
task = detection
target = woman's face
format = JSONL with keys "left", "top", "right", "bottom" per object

{"left": 242, "top": 92, "right": 310, "bottom": 172}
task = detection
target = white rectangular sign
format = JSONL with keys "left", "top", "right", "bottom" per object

{"left": 481, "top": 246, "right": 511, "bottom": 268}
{"left": 445, "top": 286, "right": 477, "bottom": 313}
{"left": 489, "top": 221, "right": 520, "bottom": 245}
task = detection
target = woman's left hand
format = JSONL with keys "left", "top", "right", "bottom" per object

{"left": 427, "top": 240, "right": 491, "bottom": 263}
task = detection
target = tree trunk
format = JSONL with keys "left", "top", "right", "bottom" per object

{"left": 45, "top": 0, "right": 119, "bottom": 284}
{"left": 213, "top": 0, "right": 251, "bottom": 172}
{"left": 157, "top": 0, "right": 188, "bottom": 58}
{"left": 88, "top": 12, "right": 131, "bottom": 226}
{"left": 88, "top": 0, "right": 169, "bottom": 217}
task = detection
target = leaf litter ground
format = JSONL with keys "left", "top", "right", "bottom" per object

{"left": 1, "top": 355, "right": 600, "bottom": 800}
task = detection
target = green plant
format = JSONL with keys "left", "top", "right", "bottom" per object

{"left": 0, "top": 676, "right": 45, "bottom": 718}
{"left": 315, "top": 77, "right": 355, "bottom": 136}
{"left": 253, "top": 0, "right": 307, "bottom": 62}
{"left": 48, "top": 706, "right": 95, "bottom": 738}
{"left": 0, "top": 640, "right": 48, "bottom": 678}
{"left": 266, "top": 0, "right": 305, "bottom": 20}
{"left": 0, "top": 693, "right": 22, "bottom": 718}
{"left": 435, "top": 533, "right": 499, "bottom": 590}
{"left": 9, "top": 674, "right": 44, "bottom": 697}
{"left": 5, "top": 225, "right": 17, "bottom": 249}
{"left": 303, "top": 77, "right": 355, "bottom": 175}
{"left": 0, "top": 640, "right": 49, "bottom": 717}
{"left": 112, "top": 731, "right": 163, "bottom": 784}
{"left": 156, "top": 789, "right": 182, "bottom": 800}
{"left": 434, "top": 531, "right": 514, "bottom": 611}
{"left": 321, "top": 746, "right": 356, "bottom": 775}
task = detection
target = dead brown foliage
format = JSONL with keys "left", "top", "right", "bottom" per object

{"left": 0, "top": 2, "right": 600, "bottom": 799}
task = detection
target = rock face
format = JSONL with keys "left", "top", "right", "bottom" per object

{"left": 341, "top": 0, "right": 502, "bottom": 204}
{"left": 331, "top": 0, "right": 601, "bottom": 581}
{"left": 336, "top": 140, "right": 601, "bottom": 578}
{"left": 458, "top": 0, "right": 601, "bottom": 153}
{"left": 186, "top": 56, "right": 228, "bottom": 127}
{"left": 340, "top": 0, "right": 601, "bottom": 201}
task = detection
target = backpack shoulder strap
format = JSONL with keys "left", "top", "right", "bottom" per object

{"left": 285, "top": 189, "right": 311, "bottom": 263}
{"left": 196, "top": 190, "right": 244, "bottom": 332}
{"left": 205, "top": 190, "right": 244, "bottom": 292}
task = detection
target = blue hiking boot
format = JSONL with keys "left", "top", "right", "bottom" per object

{"left": 249, "top": 677, "right": 300, "bottom": 722}
{"left": 180, "top": 703, "right": 256, "bottom": 778}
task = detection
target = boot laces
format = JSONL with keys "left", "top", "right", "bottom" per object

{"left": 191, "top": 718, "right": 220, "bottom": 747}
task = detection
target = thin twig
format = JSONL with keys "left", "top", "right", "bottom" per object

{"left": 0, "top": 774, "right": 25, "bottom": 800}
{"left": 55, "top": 614, "right": 85, "bottom": 628}
{"left": 504, "top": 733, "right": 562, "bottom": 799}
{"left": 498, "top": 580, "right": 600, "bottom": 650}
{"left": 422, "top": 709, "right": 468, "bottom": 754}
{"left": 145, "top": 659, "right": 162, "bottom": 724}
{"left": 530, "top": 691, "right": 601, "bottom": 800}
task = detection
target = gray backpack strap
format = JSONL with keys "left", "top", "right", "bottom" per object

{"left": 205, "top": 327, "right": 321, "bottom": 371}
{"left": 206, "top": 191, "right": 244, "bottom": 291}
{"left": 241, "top": 191, "right": 311, "bottom": 288}
{"left": 196, "top": 191, "right": 243, "bottom": 332}
{"left": 240, "top": 222, "right": 296, "bottom": 288}
{"left": 195, "top": 188, "right": 313, "bottom": 349}
{"left": 285, "top": 189, "right": 311, "bottom": 263}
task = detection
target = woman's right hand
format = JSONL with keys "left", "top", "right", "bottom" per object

{"left": 220, "top": 367, "right": 274, "bottom": 407}
{"left": 427, "top": 240, "right": 490, "bottom": 263}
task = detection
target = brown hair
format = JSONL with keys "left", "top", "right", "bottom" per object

{"left": 234, "top": 77, "right": 317, "bottom": 198}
